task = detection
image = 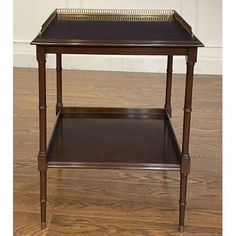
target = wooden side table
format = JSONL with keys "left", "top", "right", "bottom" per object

{"left": 31, "top": 9, "right": 203, "bottom": 232}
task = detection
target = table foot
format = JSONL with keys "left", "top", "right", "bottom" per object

{"left": 163, "top": 171, "right": 168, "bottom": 178}
{"left": 179, "top": 225, "right": 184, "bottom": 232}
{"left": 41, "top": 222, "right": 46, "bottom": 229}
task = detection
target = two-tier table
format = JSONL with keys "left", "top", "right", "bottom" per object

{"left": 31, "top": 8, "right": 203, "bottom": 232}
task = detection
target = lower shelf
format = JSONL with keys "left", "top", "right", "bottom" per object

{"left": 47, "top": 107, "right": 181, "bottom": 170}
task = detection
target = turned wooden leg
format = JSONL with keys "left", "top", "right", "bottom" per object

{"left": 179, "top": 173, "right": 188, "bottom": 232}
{"left": 56, "top": 53, "right": 63, "bottom": 114}
{"left": 37, "top": 46, "right": 47, "bottom": 229}
{"left": 179, "top": 48, "right": 197, "bottom": 232}
{"left": 162, "top": 120, "right": 169, "bottom": 179}
{"left": 40, "top": 170, "right": 47, "bottom": 229}
{"left": 164, "top": 55, "right": 173, "bottom": 117}
{"left": 163, "top": 55, "right": 173, "bottom": 178}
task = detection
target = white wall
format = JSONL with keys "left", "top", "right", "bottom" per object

{"left": 13, "top": 0, "right": 222, "bottom": 74}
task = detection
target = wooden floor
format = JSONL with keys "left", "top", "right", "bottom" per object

{"left": 13, "top": 67, "right": 222, "bottom": 235}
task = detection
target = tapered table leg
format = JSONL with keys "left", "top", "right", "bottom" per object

{"left": 179, "top": 173, "right": 188, "bottom": 232}
{"left": 163, "top": 55, "right": 173, "bottom": 178}
{"left": 179, "top": 48, "right": 197, "bottom": 232}
{"left": 37, "top": 46, "right": 47, "bottom": 229}
{"left": 56, "top": 53, "right": 63, "bottom": 114}
{"left": 40, "top": 170, "right": 47, "bottom": 229}
{"left": 162, "top": 120, "right": 169, "bottom": 179}
{"left": 164, "top": 55, "right": 173, "bottom": 117}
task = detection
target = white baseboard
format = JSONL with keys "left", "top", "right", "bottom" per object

{"left": 13, "top": 41, "right": 222, "bottom": 75}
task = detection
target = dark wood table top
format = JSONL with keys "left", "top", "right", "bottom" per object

{"left": 31, "top": 9, "right": 203, "bottom": 47}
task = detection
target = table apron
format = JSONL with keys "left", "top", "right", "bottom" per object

{"left": 43, "top": 46, "right": 190, "bottom": 55}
